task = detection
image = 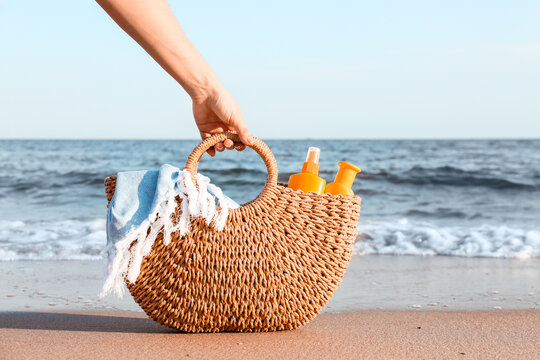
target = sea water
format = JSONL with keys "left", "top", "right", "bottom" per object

{"left": 0, "top": 139, "right": 538, "bottom": 260}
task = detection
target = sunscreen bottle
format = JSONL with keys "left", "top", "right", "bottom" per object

{"left": 288, "top": 147, "right": 326, "bottom": 194}
{"left": 324, "top": 161, "right": 361, "bottom": 196}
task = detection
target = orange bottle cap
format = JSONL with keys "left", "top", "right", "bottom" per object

{"left": 334, "top": 161, "right": 361, "bottom": 189}
{"left": 288, "top": 146, "right": 326, "bottom": 194}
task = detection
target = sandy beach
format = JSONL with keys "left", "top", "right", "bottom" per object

{"left": 1, "top": 310, "right": 539, "bottom": 359}
{"left": 1, "top": 255, "right": 539, "bottom": 359}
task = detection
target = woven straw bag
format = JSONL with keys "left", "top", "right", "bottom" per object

{"left": 104, "top": 131, "right": 361, "bottom": 332}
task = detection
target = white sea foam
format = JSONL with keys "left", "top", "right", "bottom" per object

{"left": 1, "top": 218, "right": 539, "bottom": 260}
{"left": 356, "top": 219, "right": 540, "bottom": 259}
{"left": 0, "top": 219, "right": 106, "bottom": 261}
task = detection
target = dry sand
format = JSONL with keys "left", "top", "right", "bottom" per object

{"left": 2, "top": 256, "right": 539, "bottom": 358}
{"left": 1, "top": 310, "right": 539, "bottom": 359}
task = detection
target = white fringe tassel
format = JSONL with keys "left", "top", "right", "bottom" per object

{"left": 99, "top": 170, "right": 231, "bottom": 298}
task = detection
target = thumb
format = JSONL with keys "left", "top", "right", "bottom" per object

{"left": 228, "top": 110, "right": 253, "bottom": 146}
{"left": 212, "top": 90, "right": 254, "bottom": 145}
{"left": 234, "top": 120, "right": 254, "bottom": 146}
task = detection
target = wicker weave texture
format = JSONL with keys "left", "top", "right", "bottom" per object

{"left": 104, "top": 132, "right": 361, "bottom": 332}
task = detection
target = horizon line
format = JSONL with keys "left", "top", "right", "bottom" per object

{"left": 1, "top": 137, "right": 539, "bottom": 141}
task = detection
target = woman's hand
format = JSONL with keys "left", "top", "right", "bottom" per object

{"left": 192, "top": 84, "right": 253, "bottom": 157}
{"left": 96, "top": 0, "right": 253, "bottom": 154}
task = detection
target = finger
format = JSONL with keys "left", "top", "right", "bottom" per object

{"left": 224, "top": 139, "right": 235, "bottom": 150}
{"left": 215, "top": 142, "right": 225, "bottom": 152}
{"left": 235, "top": 143, "right": 246, "bottom": 151}
{"left": 200, "top": 131, "right": 215, "bottom": 156}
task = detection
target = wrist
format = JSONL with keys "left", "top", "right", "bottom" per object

{"left": 183, "top": 69, "right": 221, "bottom": 101}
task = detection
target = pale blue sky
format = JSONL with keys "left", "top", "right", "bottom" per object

{"left": 1, "top": 0, "right": 539, "bottom": 139}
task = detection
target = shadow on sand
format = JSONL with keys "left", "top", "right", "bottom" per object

{"left": 0, "top": 311, "right": 177, "bottom": 333}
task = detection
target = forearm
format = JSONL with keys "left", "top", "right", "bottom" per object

{"left": 96, "top": 0, "right": 218, "bottom": 99}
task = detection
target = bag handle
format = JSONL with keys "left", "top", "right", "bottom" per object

{"left": 184, "top": 131, "right": 279, "bottom": 203}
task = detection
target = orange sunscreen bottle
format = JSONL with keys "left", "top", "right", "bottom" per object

{"left": 288, "top": 147, "right": 326, "bottom": 194}
{"left": 324, "top": 161, "right": 361, "bottom": 196}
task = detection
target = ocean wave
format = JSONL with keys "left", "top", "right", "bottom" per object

{"left": 370, "top": 166, "right": 538, "bottom": 190}
{"left": 1, "top": 218, "right": 539, "bottom": 261}
{"left": 198, "top": 167, "right": 268, "bottom": 177}
{"left": 0, "top": 219, "right": 106, "bottom": 261}
{"left": 405, "top": 208, "right": 469, "bottom": 219}
{"left": 356, "top": 219, "right": 540, "bottom": 259}
{"left": 0, "top": 170, "right": 106, "bottom": 192}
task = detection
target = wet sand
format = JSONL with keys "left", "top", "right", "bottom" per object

{"left": 1, "top": 310, "right": 539, "bottom": 359}
{"left": 1, "top": 255, "right": 539, "bottom": 311}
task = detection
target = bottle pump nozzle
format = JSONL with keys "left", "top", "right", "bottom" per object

{"left": 301, "top": 147, "right": 321, "bottom": 175}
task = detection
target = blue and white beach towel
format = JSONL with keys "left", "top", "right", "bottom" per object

{"left": 100, "top": 164, "right": 238, "bottom": 298}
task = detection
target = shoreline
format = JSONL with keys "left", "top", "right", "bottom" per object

{"left": 2, "top": 255, "right": 539, "bottom": 312}
{"left": 1, "top": 309, "right": 539, "bottom": 359}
